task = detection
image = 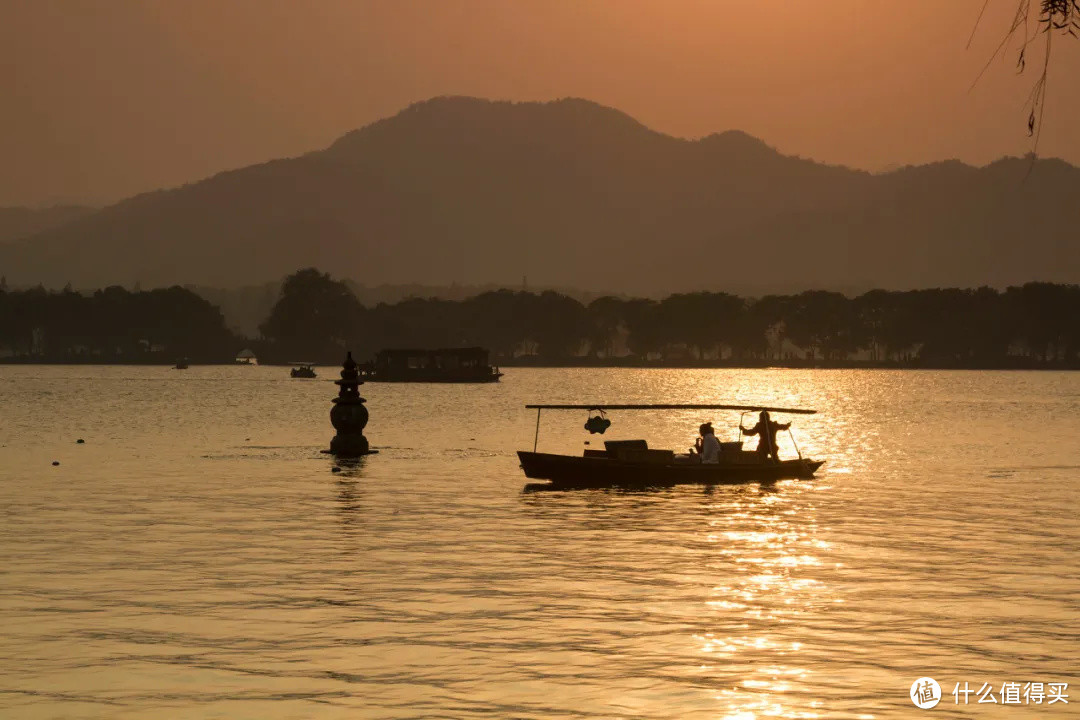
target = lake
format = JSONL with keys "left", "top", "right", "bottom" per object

{"left": 1, "top": 366, "right": 1077, "bottom": 718}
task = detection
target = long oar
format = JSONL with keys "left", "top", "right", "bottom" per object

{"left": 787, "top": 428, "right": 803, "bottom": 461}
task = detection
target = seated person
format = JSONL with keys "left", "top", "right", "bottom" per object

{"left": 692, "top": 422, "right": 722, "bottom": 464}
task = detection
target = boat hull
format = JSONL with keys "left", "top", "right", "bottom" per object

{"left": 360, "top": 370, "right": 502, "bottom": 383}
{"left": 518, "top": 451, "right": 823, "bottom": 489}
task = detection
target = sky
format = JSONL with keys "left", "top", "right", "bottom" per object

{"left": 3, "top": 0, "right": 1079, "bottom": 207}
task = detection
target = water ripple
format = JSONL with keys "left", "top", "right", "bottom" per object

{"left": 0, "top": 367, "right": 1077, "bottom": 718}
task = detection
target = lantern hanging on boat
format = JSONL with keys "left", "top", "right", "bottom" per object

{"left": 584, "top": 408, "right": 611, "bottom": 434}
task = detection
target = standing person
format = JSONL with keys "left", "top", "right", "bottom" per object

{"left": 694, "top": 422, "right": 722, "bottom": 464}
{"left": 740, "top": 410, "right": 790, "bottom": 463}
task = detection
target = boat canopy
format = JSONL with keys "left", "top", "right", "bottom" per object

{"left": 524, "top": 403, "right": 816, "bottom": 415}
{"left": 375, "top": 347, "right": 491, "bottom": 370}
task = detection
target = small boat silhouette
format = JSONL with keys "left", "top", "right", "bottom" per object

{"left": 519, "top": 403, "right": 824, "bottom": 489}
{"left": 290, "top": 363, "right": 316, "bottom": 379}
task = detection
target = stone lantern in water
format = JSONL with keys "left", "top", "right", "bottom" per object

{"left": 328, "top": 351, "right": 373, "bottom": 456}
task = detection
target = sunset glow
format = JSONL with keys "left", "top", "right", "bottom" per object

{"left": 3, "top": 0, "right": 1078, "bottom": 205}
{"left": 2, "top": 3, "right": 1079, "bottom": 719}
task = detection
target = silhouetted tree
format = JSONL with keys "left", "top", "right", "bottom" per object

{"left": 525, "top": 291, "right": 590, "bottom": 358}
{"left": 586, "top": 296, "right": 627, "bottom": 357}
{"left": 783, "top": 291, "right": 856, "bottom": 361}
{"left": 259, "top": 268, "right": 364, "bottom": 362}
{"left": 459, "top": 290, "right": 531, "bottom": 358}
{"left": 1005, "top": 281, "right": 1074, "bottom": 360}
{"left": 0, "top": 284, "right": 234, "bottom": 361}
{"left": 737, "top": 295, "right": 789, "bottom": 361}
{"left": 368, "top": 296, "right": 463, "bottom": 350}
{"left": 655, "top": 292, "right": 744, "bottom": 358}
{"left": 623, "top": 299, "right": 664, "bottom": 358}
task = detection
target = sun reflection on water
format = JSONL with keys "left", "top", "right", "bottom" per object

{"left": 695, "top": 480, "right": 832, "bottom": 718}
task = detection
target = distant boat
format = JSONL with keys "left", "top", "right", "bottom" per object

{"left": 290, "top": 363, "right": 317, "bottom": 379}
{"left": 360, "top": 347, "right": 502, "bottom": 383}
{"left": 235, "top": 348, "right": 257, "bottom": 365}
{"left": 174, "top": 358, "right": 189, "bottom": 370}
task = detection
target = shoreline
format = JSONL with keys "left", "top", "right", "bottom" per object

{"left": 2, "top": 359, "right": 1077, "bottom": 371}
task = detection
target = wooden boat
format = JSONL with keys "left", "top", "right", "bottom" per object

{"left": 519, "top": 404, "right": 824, "bottom": 489}
{"left": 519, "top": 446, "right": 824, "bottom": 489}
{"left": 290, "top": 363, "right": 317, "bottom": 378}
{"left": 360, "top": 347, "right": 502, "bottom": 383}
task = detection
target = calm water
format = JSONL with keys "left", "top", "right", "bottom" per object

{"left": 0, "top": 366, "right": 1077, "bottom": 719}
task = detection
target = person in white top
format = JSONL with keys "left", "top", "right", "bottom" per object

{"left": 695, "top": 422, "right": 722, "bottom": 464}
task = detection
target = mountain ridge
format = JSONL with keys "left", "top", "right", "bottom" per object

{"left": 1, "top": 96, "right": 1076, "bottom": 294}
{"left": 0, "top": 205, "right": 97, "bottom": 245}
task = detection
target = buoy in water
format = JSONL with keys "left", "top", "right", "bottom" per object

{"left": 331, "top": 466, "right": 342, "bottom": 473}
{"left": 52, "top": 461, "right": 60, "bottom": 466}
{"left": 76, "top": 439, "right": 84, "bottom": 444}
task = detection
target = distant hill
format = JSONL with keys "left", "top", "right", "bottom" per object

{"left": 1, "top": 97, "right": 1077, "bottom": 294}
{"left": 0, "top": 205, "right": 96, "bottom": 244}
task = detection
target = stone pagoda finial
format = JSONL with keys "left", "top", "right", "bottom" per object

{"left": 328, "top": 351, "right": 373, "bottom": 456}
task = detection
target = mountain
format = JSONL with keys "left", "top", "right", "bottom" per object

{"left": 1, "top": 96, "right": 1077, "bottom": 294}
{"left": 0, "top": 205, "right": 96, "bottom": 244}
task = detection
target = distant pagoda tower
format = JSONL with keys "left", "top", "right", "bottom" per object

{"left": 327, "top": 351, "right": 374, "bottom": 456}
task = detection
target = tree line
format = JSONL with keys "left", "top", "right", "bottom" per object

{"left": 2, "top": 269, "right": 1079, "bottom": 368}
{"left": 256, "top": 269, "right": 1080, "bottom": 368}
{"left": 0, "top": 284, "right": 236, "bottom": 362}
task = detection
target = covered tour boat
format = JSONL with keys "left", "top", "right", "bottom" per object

{"left": 518, "top": 404, "right": 824, "bottom": 490}
{"left": 360, "top": 347, "right": 502, "bottom": 383}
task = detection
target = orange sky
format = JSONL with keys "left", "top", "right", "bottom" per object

{"left": 3, "top": 0, "right": 1078, "bottom": 206}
